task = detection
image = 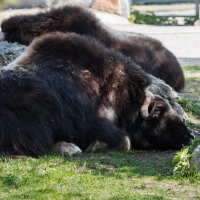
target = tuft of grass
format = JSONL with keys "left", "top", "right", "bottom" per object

{"left": 183, "top": 66, "right": 200, "bottom": 73}
{"left": 179, "top": 96, "right": 200, "bottom": 117}
{"left": 173, "top": 66, "right": 200, "bottom": 180}
{"left": 179, "top": 66, "right": 200, "bottom": 131}
{"left": 173, "top": 137, "right": 200, "bottom": 181}
{"left": 173, "top": 148, "right": 190, "bottom": 177}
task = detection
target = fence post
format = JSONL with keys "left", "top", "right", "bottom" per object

{"left": 196, "top": 0, "right": 200, "bottom": 18}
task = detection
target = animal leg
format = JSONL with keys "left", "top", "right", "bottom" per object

{"left": 51, "top": 141, "right": 82, "bottom": 156}
{"left": 85, "top": 135, "right": 131, "bottom": 153}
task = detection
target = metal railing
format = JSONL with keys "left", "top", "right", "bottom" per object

{"left": 196, "top": 0, "right": 200, "bottom": 18}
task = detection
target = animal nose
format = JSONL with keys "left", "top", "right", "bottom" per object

{"left": 188, "top": 128, "right": 199, "bottom": 139}
{"left": 189, "top": 133, "right": 195, "bottom": 139}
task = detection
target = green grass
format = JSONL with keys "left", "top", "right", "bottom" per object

{"left": 172, "top": 66, "right": 200, "bottom": 181}
{"left": 129, "top": 10, "right": 197, "bottom": 25}
{"left": 0, "top": 152, "right": 200, "bottom": 200}
{"left": 0, "top": 66, "right": 200, "bottom": 199}
{"left": 173, "top": 143, "right": 200, "bottom": 180}
{"left": 183, "top": 66, "right": 200, "bottom": 72}
{"left": 180, "top": 66, "right": 200, "bottom": 131}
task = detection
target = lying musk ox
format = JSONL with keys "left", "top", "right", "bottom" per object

{"left": 1, "top": 5, "right": 184, "bottom": 91}
{"left": 0, "top": 32, "right": 192, "bottom": 157}
{"left": 0, "top": 32, "right": 149, "bottom": 156}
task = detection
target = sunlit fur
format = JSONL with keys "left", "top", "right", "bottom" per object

{"left": 1, "top": 5, "right": 184, "bottom": 91}
{"left": 1, "top": 32, "right": 192, "bottom": 156}
{"left": 0, "top": 32, "right": 151, "bottom": 156}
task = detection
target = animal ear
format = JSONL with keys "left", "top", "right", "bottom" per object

{"left": 140, "top": 92, "right": 170, "bottom": 120}
{"left": 141, "top": 95, "right": 168, "bottom": 120}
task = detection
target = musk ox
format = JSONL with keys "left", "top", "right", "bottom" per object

{"left": 1, "top": 5, "right": 184, "bottom": 91}
{"left": 0, "top": 32, "right": 150, "bottom": 156}
{"left": 1, "top": 32, "right": 192, "bottom": 157}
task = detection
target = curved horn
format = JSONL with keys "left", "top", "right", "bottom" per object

{"left": 140, "top": 90, "right": 154, "bottom": 119}
{"left": 146, "top": 102, "right": 157, "bottom": 120}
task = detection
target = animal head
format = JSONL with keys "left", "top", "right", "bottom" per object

{"left": 134, "top": 94, "right": 193, "bottom": 150}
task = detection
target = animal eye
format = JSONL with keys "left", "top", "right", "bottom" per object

{"left": 156, "top": 105, "right": 163, "bottom": 109}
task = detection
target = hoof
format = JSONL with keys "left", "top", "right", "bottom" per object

{"left": 85, "top": 140, "right": 108, "bottom": 152}
{"left": 85, "top": 135, "right": 131, "bottom": 153}
{"left": 51, "top": 141, "right": 82, "bottom": 156}
{"left": 119, "top": 135, "right": 131, "bottom": 152}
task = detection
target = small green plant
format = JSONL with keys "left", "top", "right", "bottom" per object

{"left": 129, "top": 10, "right": 198, "bottom": 26}
{"left": 173, "top": 146, "right": 196, "bottom": 178}
{"left": 184, "top": 16, "right": 198, "bottom": 25}
{"left": 129, "top": 10, "right": 178, "bottom": 25}
{"left": 179, "top": 97, "right": 200, "bottom": 116}
{"left": 173, "top": 137, "right": 200, "bottom": 180}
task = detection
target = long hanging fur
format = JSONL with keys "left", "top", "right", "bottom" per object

{"left": 1, "top": 32, "right": 192, "bottom": 156}
{"left": 0, "top": 32, "right": 150, "bottom": 156}
{"left": 1, "top": 5, "right": 184, "bottom": 91}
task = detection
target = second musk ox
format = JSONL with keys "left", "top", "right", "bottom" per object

{"left": 1, "top": 5, "right": 184, "bottom": 91}
{"left": 0, "top": 32, "right": 193, "bottom": 157}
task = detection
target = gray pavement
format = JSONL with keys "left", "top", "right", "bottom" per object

{"left": 94, "top": 10, "right": 200, "bottom": 67}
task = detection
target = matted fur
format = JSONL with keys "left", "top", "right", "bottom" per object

{"left": 1, "top": 32, "right": 192, "bottom": 154}
{"left": 1, "top": 5, "right": 184, "bottom": 91}
{"left": 131, "top": 95, "right": 193, "bottom": 149}
{"left": 0, "top": 32, "right": 151, "bottom": 156}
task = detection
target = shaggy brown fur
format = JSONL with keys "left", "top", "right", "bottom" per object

{"left": 14, "top": 32, "right": 151, "bottom": 119}
{"left": 0, "top": 32, "right": 151, "bottom": 156}
{"left": 1, "top": 5, "right": 184, "bottom": 91}
{"left": 132, "top": 95, "right": 193, "bottom": 149}
{"left": 5, "top": 32, "right": 192, "bottom": 151}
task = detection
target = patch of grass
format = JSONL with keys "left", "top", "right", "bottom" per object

{"left": 173, "top": 66, "right": 200, "bottom": 180}
{"left": 173, "top": 137, "right": 200, "bottom": 181}
{"left": 179, "top": 95, "right": 200, "bottom": 117}
{"left": 0, "top": 152, "right": 200, "bottom": 200}
{"left": 0, "top": 0, "right": 20, "bottom": 10}
{"left": 183, "top": 66, "right": 200, "bottom": 73}
{"left": 179, "top": 66, "right": 200, "bottom": 131}
{"left": 184, "top": 16, "right": 198, "bottom": 25}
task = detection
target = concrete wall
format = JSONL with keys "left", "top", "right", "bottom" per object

{"left": 132, "top": 0, "right": 194, "bottom": 4}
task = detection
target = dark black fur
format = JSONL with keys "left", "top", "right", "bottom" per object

{"left": 131, "top": 95, "right": 193, "bottom": 149}
{"left": 1, "top": 5, "right": 184, "bottom": 91}
{"left": 0, "top": 32, "right": 192, "bottom": 156}
{"left": 0, "top": 32, "right": 151, "bottom": 156}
